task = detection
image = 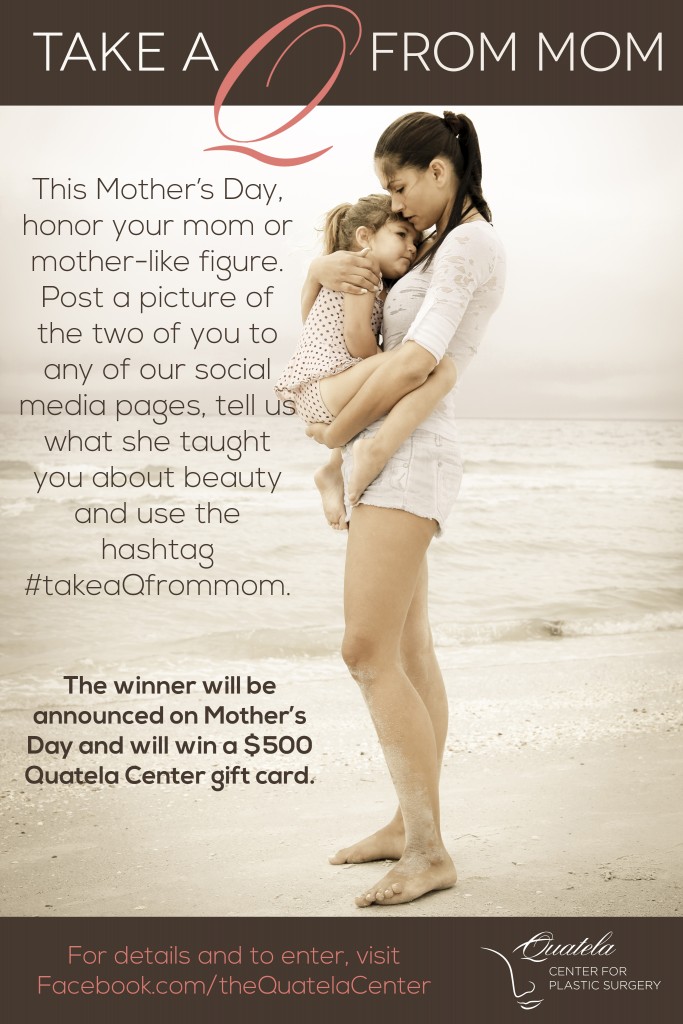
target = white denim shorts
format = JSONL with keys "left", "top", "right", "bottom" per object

{"left": 341, "top": 427, "right": 464, "bottom": 536}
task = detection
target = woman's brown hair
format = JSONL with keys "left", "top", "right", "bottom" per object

{"left": 375, "top": 111, "right": 491, "bottom": 266}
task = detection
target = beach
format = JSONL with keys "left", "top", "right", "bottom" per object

{"left": 1, "top": 628, "right": 680, "bottom": 918}
{"left": 1, "top": 415, "right": 681, "bottom": 917}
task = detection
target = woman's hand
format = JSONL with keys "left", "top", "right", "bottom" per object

{"left": 310, "top": 248, "right": 381, "bottom": 295}
{"left": 302, "top": 248, "right": 382, "bottom": 321}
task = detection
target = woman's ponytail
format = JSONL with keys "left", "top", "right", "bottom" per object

{"left": 438, "top": 111, "right": 491, "bottom": 260}
{"left": 375, "top": 110, "right": 492, "bottom": 266}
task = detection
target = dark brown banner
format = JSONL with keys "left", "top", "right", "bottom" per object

{"left": 2, "top": 0, "right": 681, "bottom": 106}
{"left": 2, "top": 916, "right": 681, "bottom": 1023}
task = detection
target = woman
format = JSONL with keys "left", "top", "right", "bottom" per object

{"left": 305, "top": 111, "right": 506, "bottom": 906}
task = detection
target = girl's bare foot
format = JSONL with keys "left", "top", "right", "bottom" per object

{"left": 329, "top": 820, "right": 406, "bottom": 864}
{"left": 348, "top": 436, "right": 390, "bottom": 504}
{"left": 314, "top": 463, "right": 347, "bottom": 530}
{"left": 355, "top": 848, "right": 457, "bottom": 907}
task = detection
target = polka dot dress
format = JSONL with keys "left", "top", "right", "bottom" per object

{"left": 274, "top": 287, "right": 384, "bottom": 424}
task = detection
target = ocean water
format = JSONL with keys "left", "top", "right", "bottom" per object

{"left": 1, "top": 414, "right": 681, "bottom": 709}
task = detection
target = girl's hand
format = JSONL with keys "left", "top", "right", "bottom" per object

{"left": 310, "top": 248, "right": 381, "bottom": 295}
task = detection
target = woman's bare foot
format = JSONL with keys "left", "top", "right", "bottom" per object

{"left": 355, "top": 848, "right": 457, "bottom": 907}
{"left": 314, "top": 462, "right": 347, "bottom": 530}
{"left": 329, "top": 820, "right": 406, "bottom": 864}
{"left": 348, "top": 435, "right": 390, "bottom": 504}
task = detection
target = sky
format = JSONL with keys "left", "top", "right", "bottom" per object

{"left": 1, "top": 104, "right": 682, "bottom": 419}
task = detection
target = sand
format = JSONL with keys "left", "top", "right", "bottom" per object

{"left": 1, "top": 629, "right": 681, "bottom": 918}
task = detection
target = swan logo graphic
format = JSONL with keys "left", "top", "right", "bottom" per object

{"left": 481, "top": 945, "right": 544, "bottom": 1011}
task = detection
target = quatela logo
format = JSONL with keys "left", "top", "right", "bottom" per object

{"left": 482, "top": 930, "right": 615, "bottom": 1011}
{"left": 481, "top": 945, "right": 543, "bottom": 1011}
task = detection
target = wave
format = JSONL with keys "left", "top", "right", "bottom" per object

{"left": 435, "top": 609, "right": 683, "bottom": 646}
{"left": 4, "top": 456, "right": 680, "bottom": 484}
{"left": 0, "top": 459, "right": 34, "bottom": 478}
{"left": 167, "top": 624, "right": 343, "bottom": 660}
{"left": 465, "top": 460, "right": 566, "bottom": 473}
{"left": 0, "top": 499, "right": 34, "bottom": 518}
{"left": 647, "top": 459, "right": 683, "bottom": 471}
{"left": 159, "top": 609, "right": 683, "bottom": 662}
{"left": 465, "top": 457, "right": 683, "bottom": 474}
{"left": 559, "top": 610, "right": 683, "bottom": 637}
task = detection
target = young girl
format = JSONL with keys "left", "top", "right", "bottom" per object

{"left": 274, "top": 194, "right": 457, "bottom": 529}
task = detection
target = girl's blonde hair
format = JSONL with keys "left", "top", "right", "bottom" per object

{"left": 322, "top": 193, "right": 400, "bottom": 254}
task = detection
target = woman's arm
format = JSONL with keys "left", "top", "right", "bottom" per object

{"left": 314, "top": 227, "right": 499, "bottom": 447}
{"left": 301, "top": 249, "right": 381, "bottom": 322}
{"left": 404, "top": 224, "right": 499, "bottom": 375}
{"left": 319, "top": 342, "right": 439, "bottom": 448}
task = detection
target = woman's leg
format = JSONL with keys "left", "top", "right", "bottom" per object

{"left": 330, "top": 557, "right": 449, "bottom": 863}
{"left": 339, "top": 505, "right": 456, "bottom": 906}
{"left": 400, "top": 557, "right": 449, "bottom": 768}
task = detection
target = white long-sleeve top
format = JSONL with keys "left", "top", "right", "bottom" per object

{"left": 381, "top": 220, "right": 506, "bottom": 439}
